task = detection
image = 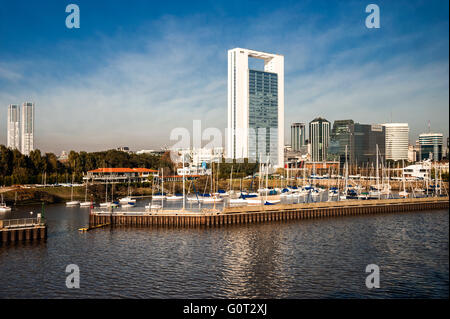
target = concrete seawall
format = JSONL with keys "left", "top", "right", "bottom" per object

{"left": 89, "top": 197, "right": 449, "bottom": 228}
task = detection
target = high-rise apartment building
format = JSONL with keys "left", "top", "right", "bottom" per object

{"left": 291, "top": 123, "right": 306, "bottom": 152}
{"left": 21, "top": 102, "right": 34, "bottom": 155}
{"left": 383, "top": 123, "right": 409, "bottom": 161}
{"left": 309, "top": 117, "right": 330, "bottom": 162}
{"left": 7, "top": 104, "right": 20, "bottom": 150}
{"left": 227, "top": 48, "right": 284, "bottom": 167}
{"left": 419, "top": 133, "right": 443, "bottom": 161}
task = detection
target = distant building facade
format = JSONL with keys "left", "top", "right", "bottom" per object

{"left": 21, "top": 102, "right": 34, "bottom": 155}
{"left": 309, "top": 117, "right": 330, "bottom": 162}
{"left": 290, "top": 122, "right": 306, "bottom": 152}
{"left": 383, "top": 123, "right": 409, "bottom": 161}
{"left": 408, "top": 145, "right": 417, "bottom": 163}
{"left": 329, "top": 120, "right": 385, "bottom": 165}
{"left": 419, "top": 133, "right": 443, "bottom": 161}
{"left": 7, "top": 104, "right": 20, "bottom": 150}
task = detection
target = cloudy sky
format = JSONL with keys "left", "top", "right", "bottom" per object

{"left": 0, "top": 0, "right": 448, "bottom": 154}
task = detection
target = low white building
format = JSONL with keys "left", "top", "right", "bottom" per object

{"left": 84, "top": 168, "right": 158, "bottom": 183}
{"left": 403, "top": 164, "right": 429, "bottom": 180}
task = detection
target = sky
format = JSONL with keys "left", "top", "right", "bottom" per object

{"left": 0, "top": 0, "right": 448, "bottom": 154}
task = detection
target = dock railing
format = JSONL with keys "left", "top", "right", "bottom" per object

{"left": 0, "top": 217, "right": 43, "bottom": 229}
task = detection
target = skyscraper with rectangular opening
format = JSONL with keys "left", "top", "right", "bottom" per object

{"left": 21, "top": 102, "right": 34, "bottom": 155}
{"left": 227, "top": 48, "right": 284, "bottom": 167}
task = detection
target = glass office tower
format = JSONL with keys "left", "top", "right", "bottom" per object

{"left": 419, "top": 133, "right": 443, "bottom": 161}
{"left": 248, "top": 70, "right": 278, "bottom": 164}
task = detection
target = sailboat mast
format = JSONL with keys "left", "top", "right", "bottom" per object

{"left": 182, "top": 154, "right": 185, "bottom": 211}
{"left": 376, "top": 144, "right": 380, "bottom": 199}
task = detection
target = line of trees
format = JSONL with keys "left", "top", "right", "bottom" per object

{"left": 0, "top": 145, "right": 174, "bottom": 186}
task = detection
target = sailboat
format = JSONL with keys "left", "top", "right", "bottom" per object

{"left": 165, "top": 168, "right": 184, "bottom": 201}
{"left": 202, "top": 163, "right": 223, "bottom": 204}
{"left": 66, "top": 173, "right": 80, "bottom": 206}
{"left": 369, "top": 145, "right": 382, "bottom": 199}
{"left": 100, "top": 178, "right": 119, "bottom": 208}
{"left": 146, "top": 174, "right": 162, "bottom": 211}
{"left": 120, "top": 178, "right": 136, "bottom": 206}
{"left": 0, "top": 194, "right": 12, "bottom": 212}
{"left": 398, "top": 160, "right": 409, "bottom": 198}
{"left": 80, "top": 181, "right": 93, "bottom": 207}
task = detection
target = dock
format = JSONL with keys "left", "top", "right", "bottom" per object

{"left": 89, "top": 197, "right": 449, "bottom": 228}
{"left": 0, "top": 217, "right": 47, "bottom": 243}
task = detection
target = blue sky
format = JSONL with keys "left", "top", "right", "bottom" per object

{"left": 0, "top": 0, "right": 448, "bottom": 154}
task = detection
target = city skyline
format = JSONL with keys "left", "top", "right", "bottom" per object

{"left": 0, "top": 0, "right": 448, "bottom": 154}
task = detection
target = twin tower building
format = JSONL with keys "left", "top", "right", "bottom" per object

{"left": 227, "top": 48, "right": 284, "bottom": 167}
{"left": 7, "top": 102, "right": 35, "bottom": 155}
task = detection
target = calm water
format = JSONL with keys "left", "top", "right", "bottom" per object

{"left": 0, "top": 201, "right": 448, "bottom": 298}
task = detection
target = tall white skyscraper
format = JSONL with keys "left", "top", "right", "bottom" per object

{"left": 227, "top": 48, "right": 284, "bottom": 167}
{"left": 383, "top": 123, "right": 409, "bottom": 161}
{"left": 7, "top": 104, "right": 20, "bottom": 150}
{"left": 21, "top": 102, "right": 35, "bottom": 155}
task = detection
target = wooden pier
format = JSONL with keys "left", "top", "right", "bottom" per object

{"left": 0, "top": 217, "right": 47, "bottom": 243}
{"left": 89, "top": 197, "right": 449, "bottom": 228}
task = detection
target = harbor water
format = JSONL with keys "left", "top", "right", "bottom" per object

{"left": 0, "top": 200, "right": 448, "bottom": 298}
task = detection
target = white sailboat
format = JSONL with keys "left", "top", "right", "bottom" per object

{"left": 145, "top": 174, "right": 162, "bottom": 211}
{"left": 398, "top": 159, "right": 409, "bottom": 198}
{"left": 66, "top": 173, "right": 80, "bottom": 206}
{"left": 99, "top": 178, "right": 118, "bottom": 208}
{"left": 80, "top": 181, "right": 92, "bottom": 207}
{"left": 120, "top": 178, "right": 136, "bottom": 204}
{"left": 0, "top": 194, "right": 12, "bottom": 212}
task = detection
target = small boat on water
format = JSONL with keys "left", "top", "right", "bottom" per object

{"left": 166, "top": 194, "right": 184, "bottom": 201}
{"left": 398, "top": 191, "right": 409, "bottom": 198}
{"left": 99, "top": 202, "right": 119, "bottom": 208}
{"left": 66, "top": 173, "right": 80, "bottom": 206}
{"left": 152, "top": 193, "right": 166, "bottom": 200}
{"left": 145, "top": 203, "right": 162, "bottom": 210}
{"left": 119, "top": 196, "right": 136, "bottom": 204}
{"left": 79, "top": 182, "right": 93, "bottom": 207}
{"left": 228, "top": 198, "right": 248, "bottom": 206}
{"left": 66, "top": 200, "right": 80, "bottom": 207}
{"left": 121, "top": 202, "right": 136, "bottom": 208}
{"left": 79, "top": 201, "right": 92, "bottom": 207}
{"left": 0, "top": 194, "right": 11, "bottom": 212}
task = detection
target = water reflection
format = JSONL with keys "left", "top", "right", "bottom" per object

{"left": 0, "top": 202, "right": 448, "bottom": 298}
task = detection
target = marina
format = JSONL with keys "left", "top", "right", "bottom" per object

{"left": 88, "top": 197, "right": 448, "bottom": 228}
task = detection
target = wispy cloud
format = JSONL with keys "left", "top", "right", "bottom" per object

{"left": 0, "top": 3, "right": 448, "bottom": 153}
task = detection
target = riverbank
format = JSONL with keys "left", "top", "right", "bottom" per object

{"left": 0, "top": 185, "right": 154, "bottom": 205}
{"left": 1, "top": 177, "right": 447, "bottom": 205}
